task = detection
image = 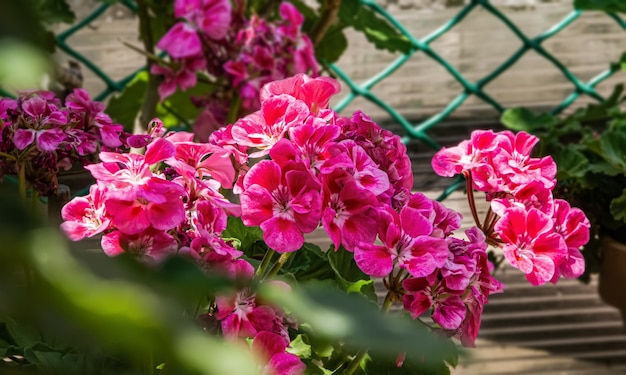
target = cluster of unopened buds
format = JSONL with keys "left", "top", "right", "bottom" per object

{"left": 151, "top": 0, "right": 318, "bottom": 139}
{"left": 432, "top": 129, "right": 591, "bottom": 286}
{"left": 0, "top": 89, "right": 127, "bottom": 197}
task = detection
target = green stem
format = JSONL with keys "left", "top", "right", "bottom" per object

{"left": 0, "top": 151, "right": 16, "bottom": 160}
{"left": 136, "top": 0, "right": 161, "bottom": 131}
{"left": 310, "top": 0, "right": 342, "bottom": 46}
{"left": 264, "top": 252, "right": 293, "bottom": 279}
{"left": 344, "top": 348, "right": 368, "bottom": 375}
{"left": 226, "top": 94, "right": 242, "bottom": 125}
{"left": 464, "top": 172, "right": 482, "bottom": 230}
{"left": 256, "top": 249, "right": 275, "bottom": 278}
{"left": 17, "top": 161, "right": 27, "bottom": 201}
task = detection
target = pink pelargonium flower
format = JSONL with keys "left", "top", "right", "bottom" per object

{"left": 167, "top": 139, "right": 235, "bottom": 188}
{"left": 495, "top": 206, "right": 567, "bottom": 285}
{"left": 157, "top": 0, "right": 231, "bottom": 58}
{"left": 321, "top": 172, "right": 379, "bottom": 252}
{"left": 151, "top": 56, "right": 206, "bottom": 101}
{"left": 231, "top": 94, "right": 310, "bottom": 158}
{"left": 21, "top": 95, "right": 67, "bottom": 126}
{"left": 320, "top": 140, "right": 390, "bottom": 197}
{"left": 240, "top": 158, "right": 322, "bottom": 253}
{"left": 216, "top": 289, "right": 280, "bottom": 340}
{"left": 431, "top": 130, "right": 502, "bottom": 178}
{"left": 100, "top": 228, "right": 178, "bottom": 261}
{"left": 490, "top": 181, "right": 554, "bottom": 217}
{"left": 259, "top": 74, "right": 341, "bottom": 115}
{"left": 60, "top": 184, "right": 110, "bottom": 241}
{"left": 402, "top": 277, "right": 466, "bottom": 330}
{"left": 13, "top": 128, "right": 65, "bottom": 152}
{"left": 354, "top": 203, "right": 449, "bottom": 278}
{"left": 550, "top": 199, "right": 589, "bottom": 281}
{"left": 65, "top": 88, "right": 105, "bottom": 114}
{"left": 86, "top": 139, "right": 186, "bottom": 234}
{"left": 252, "top": 331, "right": 306, "bottom": 375}
{"left": 492, "top": 130, "right": 557, "bottom": 191}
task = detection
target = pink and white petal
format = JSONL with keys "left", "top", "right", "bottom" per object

{"left": 145, "top": 137, "right": 176, "bottom": 165}
{"left": 147, "top": 201, "right": 186, "bottom": 231}
{"left": 240, "top": 184, "right": 275, "bottom": 226}
{"left": 244, "top": 160, "right": 282, "bottom": 191}
{"left": 101, "top": 231, "right": 126, "bottom": 257}
{"left": 525, "top": 255, "right": 556, "bottom": 286}
{"left": 201, "top": 0, "right": 232, "bottom": 40}
{"left": 353, "top": 244, "right": 394, "bottom": 277}
{"left": 157, "top": 22, "right": 202, "bottom": 58}
{"left": 261, "top": 217, "right": 304, "bottom": 253}
{"left": 433, "top": 296, "right": 466, "bottom": 330}
{"left": 252, "top": 331, "right": 287, "bottom": 361}
{"left": 558, "top": 247, "right": 585, "bottom": 279}
{"left": 266, "top": 352, "right": 306, "bottom": 375}
{"left": 36, "top": 128, "right": 66, "bottom": 151}
{"left": 105, "top": 200, "right": 150, "bottom": 235}
{"left": 13, "top": 129, "right": 36, "bottom": 150}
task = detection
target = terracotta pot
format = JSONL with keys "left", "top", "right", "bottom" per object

{"left": 598, "top": 236, "right": 626, "bottom": 327}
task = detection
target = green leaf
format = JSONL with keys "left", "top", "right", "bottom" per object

{"left": 106, "top": 71, "right": 149, "bottom": 132}
{"left": 315, "top": 25, "right": 348, "bottom": 64}
{"left": 339, "top": 0, "right": 412, "bottom": 55}
{"left": 553, "top": 146, "right": 589, "bottom": 180}
{"left": 23, "top": 344, "right": 67, "bottom": 371}
{"left": 222, "top": 216, "right": 264, "bottom": 253}
{"left": 585, "top": 130, "right": 626, "bottom": 174}
{"left": 327, "top": 249, "right": 377, "bottom": 301}
{"left": 260, "top": 283, "right": 456, "bottom": 364}
{"left": 287, "top": 334, "right": 312, "bottom": 359}
{"left": 501, "top": 108, "right": 556, "bottom": 132}
{"left": 574, "top": 0, "right": 626, "bottom": 13}
{"left": 5, "top": 318, "right": 40, "bottom": 348}
{"left": 286, "top": 242, "right": 335, "bottom": 281}
{"left": 610, "top": 188, "right": 626, "bottom": 223}
{"left": 34, "top": 0, "right": 76, "bottom": 24}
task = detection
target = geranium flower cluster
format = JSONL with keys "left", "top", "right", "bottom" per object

{"left": 152, "top": 0, "right": 318, "bottom": 139}
{"left": 0, "top": 89, "right": 126, "bottom": 197}
{"left": 432, "top": 130, "right": 591, "bottom": 286}
{"left": 61, "top": 74, "right": 516, "bottom": 371}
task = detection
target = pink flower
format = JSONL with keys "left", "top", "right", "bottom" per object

{"left": 259, "top": 74, "right": 341, "bottom": 115}
{"left": 151, "top": 57, "right": 205, "bottom": 101}
{"left": 354, "top": 203, "right": 449, "bottom": 278}
{"left": 492, "top": 131, "right": 557, "bottom": 190}
{"left": 240, "top": 158, "right": 322, "bottom": 253}
{"left": 100, "top": 228, "right": 178, "bottom": 261}
{"left": 157, "top": 0, "right": 231, "bottom": 58}
{"left": 321, "top": 174, "right": 378, "bottom": 252}
{"left": 495, "top": 206, "right": 567, "bottom": 285}
{"left": 231, "top": 94, "right": 310, "bottom": 158}
{"left": 321, "top": 140, "right": 390, "bottom": 197}
{"left": 167, "top": 140, "right": 235, "bottom": 188}
{"left": 86, "top": 139, "right": 186, "bottom": 234}
{"left": 13, "top": 128, "right": 65, "bottom": 152}
{"left": 431, "top": 130, "right": 501, "bottom": 179}
{"left": 60, "top": 184, "right": 110, "bottom": 241}
{"left": 402, "top": 277, "right": 466, "bottom": 330}
{"left": 550, "top": 199, "right": 589, "bottom": 281}
{"left": 216, "top": 289, "right": 279, "bottom": 339}
{"left": 252, "top": 331, "right": 306, "bottom": 375}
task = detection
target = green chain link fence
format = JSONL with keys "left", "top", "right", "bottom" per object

{"left": 55, "top": 0, "right": 626, "bottom": 198}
